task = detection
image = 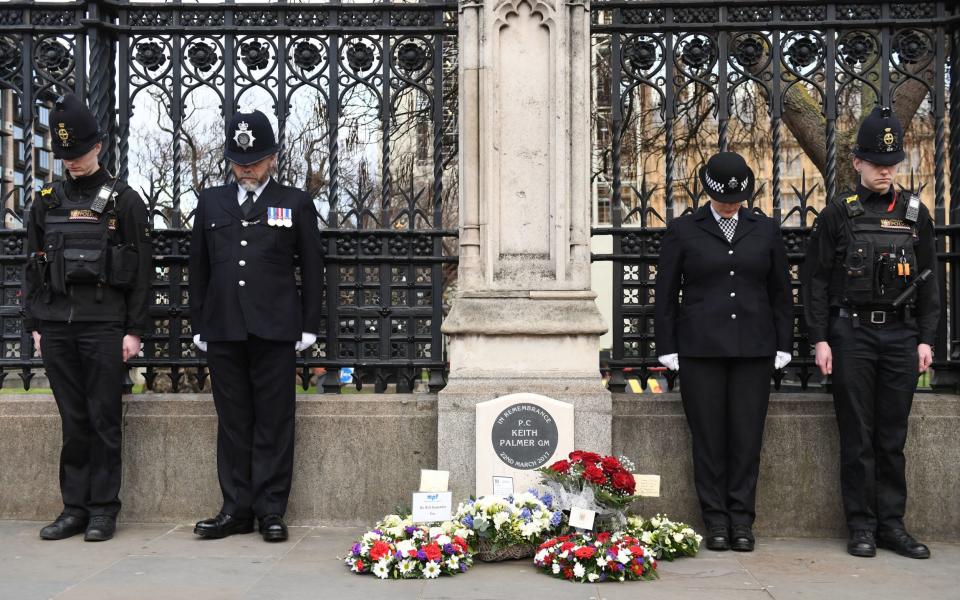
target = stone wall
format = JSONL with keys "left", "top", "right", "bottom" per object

{"left": 1, "top": 392, "right": 957, "bottom": 539}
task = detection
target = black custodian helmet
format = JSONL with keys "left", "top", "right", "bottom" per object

{"left": 853, "top": 106, "right": 905, "bottom": 166}
{"left": 224, "top": 109, "right": 279, "bottom": 165}
{"left": 698, "top": 152, "right": 755, "bottom": 203}
{"left": 49, "top": 93, "right": 105, "bottom": 160}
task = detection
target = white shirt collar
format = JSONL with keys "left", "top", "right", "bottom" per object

{"left": 237, "top": 177, "right": 271, "bottom": 206}
{"left": 710, "top": 204, "right": 739, "bottom": 223}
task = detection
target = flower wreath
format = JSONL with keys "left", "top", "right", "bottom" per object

{"left": 533, "top": 531, "right": 658, "bottom": 583}
{"left": 344, "top": 515, "right": 474, "bottom": 579}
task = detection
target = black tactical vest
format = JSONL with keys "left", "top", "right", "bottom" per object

{"left": 37, "top": 180, "right": 137, "bottom": 298}
{"left": 833, "top": 191, "right": 920, "bottom": 308}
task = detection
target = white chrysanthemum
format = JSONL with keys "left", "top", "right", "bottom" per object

{"left": 428, "top": 526, "right": 444, "bottom": 539}
{"left": 588, "top": 573, "right": 599, "bottom": 582}
{"left": 596, "top": 556, "right": 608, "bottom": 568}
{"left": 673, "top": 532, "right": 685, "bottom": 543}
{"left": 511, "top": 492, "right": 538, "bottom": 505}
{"left": 573, "top": 563, "right": 586, "bottom": 578}
{"left": 650, "top": 518, "right": 661, "bottom": 528}
{"left": 395, "top": 539, "right": 415, "bottom": 556}
{"left": 682, "top": 527, "right": 694, "bottom": 536}
{"left": 535, "top": 549, "right": 549, "bottom": 563}
{"left": 362, "top": 531, "right": 381, "bottom": 543}
{"left": 435, "top": 534, "right": 451, "bottom": 546}
{"left": 617, "top": 549, "right": 632, "bottom": 564}
{"left": 492, "top": 512, "right": 510, "bottom": 529}
{"left": 398, "top": 559, "right": 416, "bottom": 575}
{"left": 447, "top": 555, "right": 460, "bottom": 569}
{"left": 372, "top": 560, "right": 391, "bottom": 580}
{"left": 520, "top": 521, "right": 539, "bottom": 539}
{"left": 423, "top": 561, "right": 441, "bottom": 579}
{"left": 552, "top": 562, "right": 561, "bottom": 575}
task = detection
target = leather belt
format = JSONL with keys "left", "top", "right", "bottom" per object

{"left": 835, "top": 307, "right": 902, "bottom": 325}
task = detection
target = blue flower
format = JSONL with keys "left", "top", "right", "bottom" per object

{"left": 527, "top": 488, "right": 539, "bottom": 498}
{"left": 443, "top": 543, "right": 456, "bottom": 555}
{"left": 461, "top": 514, "right": 474, "bottom": 527}
{"left": 550, "top": 511, "right": 563, "bottom": 526}
{"left": 542, "top": 493, "right": 553, "bottom": 508}
{"left": 520, "top": 508, "right": 532, "bottom": 519}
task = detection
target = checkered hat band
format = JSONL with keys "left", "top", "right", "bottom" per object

{"left": 704, "top": 170, "right": 748, "bottom": 193}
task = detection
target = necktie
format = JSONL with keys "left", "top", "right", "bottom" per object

{"left": 718, "top": 217, "right": 736, "bottom": 242}
{"left": 241, "top": 190, "right": 255, "bottom": 218}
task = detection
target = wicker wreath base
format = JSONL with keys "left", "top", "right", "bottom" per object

{"left": 475, "top": 539, "right": 537, "bottom": 562}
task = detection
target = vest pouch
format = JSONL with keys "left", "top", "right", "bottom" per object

{"left": 842, "top": 240, "right": 874, "bottom": 304}
{"left": 43, "top": 231, "right": 66, "bottom": 295}
{"left": 108, "top": 244, "right": 138, "bottom": 289}
{"left": 63, "top": 247, "right": 107, "bottom": 284}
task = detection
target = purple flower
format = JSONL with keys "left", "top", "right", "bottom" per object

{"left": 460, "top": 563, "right": 468, "bottom": 572}
{"left": 443, "top": 543, "right": 455, "bottom": 555}
{"left": 550, "top": 511, "right": 563, "bottom": 526}
{"left": 395, "top": 551, "right": 404, "bottom": 560}
{"left": 405, "top": 526, "right": 416, "bottom": 535}
{"left": 417, "top": 549, "right": 427, "bottom": 561}
{"left": 520, "top": 508, "right": 532, "bottom": 519}
{"left": 599, "top": 572, "right": 607, "bottom": 582}
{"left": 373, "top": 529, "right": 382, "bottom": 535}
{"left": 461, "top": 514, "right": 474, "bottom": 528}
{"left": 352, "top": 543, "right": 361, "bottom": 556}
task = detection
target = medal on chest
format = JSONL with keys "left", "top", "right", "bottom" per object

{"left": 267, "top": 206, "right": 293, "bottom": 228}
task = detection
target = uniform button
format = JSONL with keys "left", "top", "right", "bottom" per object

{"left": 729, "top": 270, "right": 735, "bottom": 276}
{"left": 730, "top": 292, "right": 736, "bottom": 297}
{"left": 239, "top": 260, "right": 246, "bottom": 267}
{"left": 239, "top": 280, "right": 246, "bottom": 287}
{"left": 731, "top": 314, "right": 737, "bottom": 319}
{"left": 728, "top": 250, "right": 734, "bottom": 255}
{"left": 242, "top": 221, "right": 249, "bottom": 227}
{"left": 240, "top": 240, "right": 248, "bottom": 246}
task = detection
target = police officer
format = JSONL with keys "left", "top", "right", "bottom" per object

{"left": 655, "top": 152, "right": 793, "bottom": 553}
{"left": 22, "top": 93, "right": 151, "bottom": 542}
{"left": 803, "top": 106, "right": 938, "bottom": 559}
{"left": 190, "top": 109, "right": 323, "bottom": 542}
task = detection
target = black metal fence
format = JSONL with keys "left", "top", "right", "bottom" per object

{"left": 0, "top": 0, "right": 458, "bottom": 392}
{"left": 2, "top": 1, "right": 959, "bottom": 395}
{"left": 590, "top": 1, "right": 960, "bottom": 392}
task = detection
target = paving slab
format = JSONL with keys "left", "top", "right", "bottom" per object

{"left": 0, "top": 522, "right": 957, "bottom": 600}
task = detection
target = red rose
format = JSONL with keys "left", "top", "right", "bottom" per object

{"left": 453, "top": 535, "right": 468, "bottom": 552}
{"left": 580, "top": 452, "right": 602, "bottom": 464}
{"left": 423, "top": 542, "right": 442, "bottom": 562}
{"left": 563, "top": 567, "right": 573, "bottom": 579}
{"left": 539, "top": 538, "right": 556, "bottom": 550}
{"left": 550, "top": 459, "right": 571, "bottom": 473}
{"left": 369, "top": 540, "right": 391, "bottom": 561}
{"left": 560, "top": 541, "right": 575, "bottom": 552}
{"left": 584, "top": 465, "right": 607, "bottom": 485}
{"left": 629, "top": 545, "right": 644, "bottom": 556}
{"left": 355, "top": 559, "right": 365, "bottom": 571}
{"left": 574, "top": 546, "right": 596, "bottom": 559}
{"left": 596, "top": 532, "right": 611, "bottom": 544}
{"left": 612, "top": 470, "right": 636, "bottom": 494}
{"left": 601, "top": 456, "right": 621, "bottom": 472}
{"left": 568, "top": 451, "right": 584, "bottom": 463}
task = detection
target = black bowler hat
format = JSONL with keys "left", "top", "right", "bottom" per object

{"left": 853, "top": 106, "right": 905, "bottom": 166}
{"left": 49, "top": 93, "right": 105, "bottom": 160}
{"left": 699, "top": 152, "right": 755, "bottom": 203}
{"left": 224, "top": 109, "right": 278, "bottom": 165}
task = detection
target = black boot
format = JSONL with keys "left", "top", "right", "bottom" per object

{"left": 878, "top": 529, "right": 930, "bottom": 559}
{"left": 84, "top": 515, "right": 117, "bottom": 542}
{"left": 847, "top": 530, "right": 876, "bottom": 558}
{"left": 194, "top": 513, "right": 255, "bottom": 539}
{"left": 39, "top": 514, "right": 88, "bottom": 540}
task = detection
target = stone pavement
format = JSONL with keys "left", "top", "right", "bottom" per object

{"left": 1, "top": 521, "right": 957, "bottom": 600}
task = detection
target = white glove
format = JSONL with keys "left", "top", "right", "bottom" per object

{"left": 775, "top": 351, "right": 792, "bottom": 370}
{"left": 658, "top": 353, "right": 679, "bottom": 372}
{"left": 295, "top": 332, "right": 317, "bottom": 352}
{"left": 192, "top": 334, "right": 207, "bottom": 353}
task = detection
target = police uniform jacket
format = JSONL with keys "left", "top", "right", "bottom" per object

{"left": 654, "top": 204, "right": 793, "bottom": 357}
{"left": 802, "top": 184, "right": 939, "bottom": 345}
{"left": 189, "top": 179, "right": 323, "bottom": 343}
{"left": 22, "top": 168, "right": 152, "bottom": 335}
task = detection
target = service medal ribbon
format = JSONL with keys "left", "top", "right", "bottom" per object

{"left": 283, "top": 208, "right": 293, "bottom": 228}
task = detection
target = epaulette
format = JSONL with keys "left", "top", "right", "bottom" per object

{"left": 837, "top": 192, "right": 864, "bottom": 218}
{"left": 904, "top": 193, "right": 921, "bottom": 224}
{"left": 38, "top": 183, "right": 61, "bottom": 209}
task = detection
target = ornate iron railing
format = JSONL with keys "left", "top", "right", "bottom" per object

{"left": 589, "top": 1, "right": 960, "bottom": 391}
{"left": 0, "top": 0, "right": 459, "bottom": 392}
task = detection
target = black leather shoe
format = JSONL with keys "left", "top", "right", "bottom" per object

{"left": 730, "top": 525, "right": 755, "bottom": 552}
{"left": 84, "top": 515, "right": 116, "bottom": 542}
{"left": 194, "top": 513, "right": 255, "bottom": 539}
{"left": 39, "top": 514, "right": 88, "bottom": 540}
{"left": 705, "top": 526, "right": 730, "bottom": 551}
{"left": 259, "top": 514, "right": 288, "bottom": 542}
{"left": 847, "top": 529, "right": 877, "bottom": 557}
{"left": 878, "top": 529, "right": 930, "bottom": 559}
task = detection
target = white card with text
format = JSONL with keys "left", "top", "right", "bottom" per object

{"left": 411, "top": 491, "right": 453, "bottom": 523}
{"left": 569, "top": 507, "right": 596, "bottom": 530}
{"left": 492, "top": 476, "right": 514, "bottom": 498}
{"left": 635, "top": 474, "right": 661, "bottom": 497}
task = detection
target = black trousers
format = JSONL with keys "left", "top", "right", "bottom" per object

{"left": 206, "top": 336, "right": 296, "bottom": 519}
{"left": 829, "top": 315, "right": 918, "bottom": 533}
{"left": 39, "top": 320, "right": 125, "bottom": 518}
{"left": 679, "top": 356, "right": 773, "bottom": 529}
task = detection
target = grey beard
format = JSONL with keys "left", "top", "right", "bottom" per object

{"left": 238, "top": 178, "right": 262, "bottom": 192}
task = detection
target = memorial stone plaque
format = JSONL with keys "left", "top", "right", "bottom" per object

{"left": 476, "top": 393, "right": 574, "bottom": 496}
